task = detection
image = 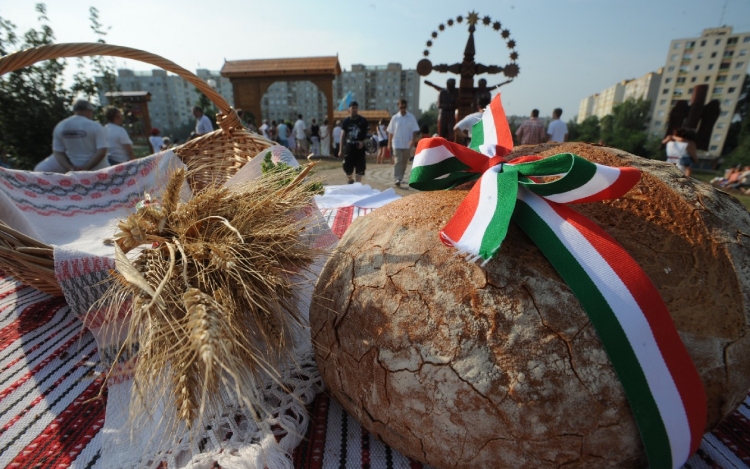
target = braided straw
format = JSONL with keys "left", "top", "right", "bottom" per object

{"left": 0, "top": 43, "right": 274, "bottom": 296}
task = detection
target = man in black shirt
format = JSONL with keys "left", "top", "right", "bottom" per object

{"left": 338, "top": 101, "right": 369, "bottom": 184}
{"left": 310, "top": 118, "right": 320, "bottom": 156}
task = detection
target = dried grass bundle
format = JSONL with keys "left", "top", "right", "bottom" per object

{"left": 92, "top": 163, "right": 322, "bottom": 436}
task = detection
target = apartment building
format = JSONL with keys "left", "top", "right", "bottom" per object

{"left": 650, "top": 26, "right": 750, "bottom": 155}
{"left": 577, "top": 69, "right": 663, "bottom": 124}
{"left": 333, "top": 63, "right": 421, "bottom": 118}
{"left": 96, "top": 69, "right": 234, "bottom": 132}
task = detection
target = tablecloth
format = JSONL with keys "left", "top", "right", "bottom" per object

{"left": 1, "top": 203, "right": 749, "bottom": 469}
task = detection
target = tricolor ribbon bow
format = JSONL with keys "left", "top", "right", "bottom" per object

{"left": 409, "top": 94, "right": 706, "bottom": 469}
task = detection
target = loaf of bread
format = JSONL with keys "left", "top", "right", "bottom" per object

{"left": 310, "top": 142, "right": 750, "bottom": 468}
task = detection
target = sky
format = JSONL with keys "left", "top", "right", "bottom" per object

{"left": 2, "top": 0, "right": 750, "bottom": 119}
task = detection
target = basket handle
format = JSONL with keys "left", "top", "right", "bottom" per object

{"left": 0, "top": 42, "right": 242, "bottom": 131}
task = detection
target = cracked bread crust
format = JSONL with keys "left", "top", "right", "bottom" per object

{"left": 310, "top": 142, "right": 750, "bottom": 469}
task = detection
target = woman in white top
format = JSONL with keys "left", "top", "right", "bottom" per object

{"left": 662, "top": 128, "right": 697, "bottom": 177}
{"left": 149, "top": 128, "right": 164, "bottom": 155}
{"left": 105, "top": 107, "right": 135, "bottom": 165}
{"left": 376, "top": 119, "right": 388, "bottom": 164}
{"left": 319, "top": 119, "right": 331, "bottom": 157}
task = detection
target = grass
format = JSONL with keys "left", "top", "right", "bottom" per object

{"left": 692, "top": 170, "right": 750, "bottom": 210}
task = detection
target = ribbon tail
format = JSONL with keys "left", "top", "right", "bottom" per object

{"left": 512, "top": 187, "right": 706, "bottom": 469}
{"left": 440, "top": 166, "right": 518, "bottom": 262}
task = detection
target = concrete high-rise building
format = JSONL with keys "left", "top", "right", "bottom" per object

{"left": 96, "top": 69, "right": 234, "bottom": 132}
{"left": 594, "top": 80, "right": 629, "bottom": 119}
{"left": 98, "top": 62, "right": 421, "bottom": 132}
{"left": 624, "top": 68, "right": 663, "bottom": 106}
{"left": 333, "top": 63, "right": 421, "bottom": 118}
{"left": 650, "top": 26, "right": 750, "bottom": 155}
{"left": 578, "top": 94, "right": 598, "bottom": 123}
{"left": 577, "top": 69, "right": 662, "bottom": 124}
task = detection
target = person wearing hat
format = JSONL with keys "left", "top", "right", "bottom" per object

{"left": 34, "top": 99, "right": 108, "bottom": 172}
{"left": 338, "top": 101, "right": 369, "bottom": 184}
{"left": 149, "top": 127, "right": 164, "bottom": 155}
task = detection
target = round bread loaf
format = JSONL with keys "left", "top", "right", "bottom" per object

{"left": 310, "top": 142, "right": 750, "bottom": 468}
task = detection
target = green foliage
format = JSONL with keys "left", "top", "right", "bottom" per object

{"left": 418, "top": 102, "right": 438, "bottom": 136}
{"left": 260, "top": 152, "right": 323, "bottom": 194}
{"left": 0, "top": 4, "right": 117, "bottom": 169}
{"left": 568, "top": 115, "right": 601, "bottom": 143}
{"left": 599, "top": 98, "right": 654, "bottom": 158}
{"left": 725, "top": 112, "right": 750, "bottom": 167}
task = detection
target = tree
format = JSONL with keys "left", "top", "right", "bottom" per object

{"left": 599, "top": 99, "right": 652, "bottom": 158}
{"left": 0, "top": 4, "right": 71, "bottom": 169}
{"left": 568, "top": 115, "right": 601, "bottom": 143}
{"left": 418, "top": 102, "right": 438, "bottom": 136}
{"left": 0, "top": 4, "right": 117, "bottom": 169}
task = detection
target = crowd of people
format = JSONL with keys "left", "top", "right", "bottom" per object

{"left": 257, "top": 114, "right": 337, "bottom": 158}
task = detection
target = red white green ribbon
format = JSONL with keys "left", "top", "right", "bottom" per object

{"left": 409, "top": 94, "right": 707, "bottom": 469}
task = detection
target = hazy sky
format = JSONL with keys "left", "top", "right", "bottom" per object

{"left": 2, "top": 0, "right": 750, "bottom": 119}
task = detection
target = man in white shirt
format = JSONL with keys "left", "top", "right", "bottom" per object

{"left": 259, "top": 119, "right": 269, "bottom": 139}
{"left": 293, "top": 114, "right": 307, "bottom": 156}
{"left": 386, "top": 99, "right": 420, "bottom": 188}
{"left": 454, "top": 96, "right": 491, "bottom": 147}
{"left": 547, "top": 108, "right": 568, "bottom": 143}
{"left": 332, "top": 120, "right": 343, "bottom": 157}
{"left": 35, "top": 99, "right": 108, "bottom": 172}
{"left": 104, "top": 107, "right": 135, "bottom": 165}
{"left": 193, "top": 106, "right": 214, "bottom": 136}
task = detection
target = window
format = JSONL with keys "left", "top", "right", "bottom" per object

{"left": 710, "top": 145, "right": 719, "bottom": 151}
{"left": 665, "top": 77, "right": 673, "bottom": 83}
{"left": 676, "top": 77, "right": 685, "bottom": 83}
{"left": 715, "top": 39, "right": 722, "bottom": 45}
{"left": 673, "top": 42, "right": 681, "bottom": 49}
{"left": 670, "top": 54, "right": 678, "bottom": 61}
{"left": 729, "top": 87, "right": 736, "bottom": 93}
{"left": 717, "top": 122, "right": 725, "bottom": 129}
{"left": 667, "top": 65, "right": 675, "bottom": 72}
{"left": 724, "top": 51, "right": 734, "bottom": 58}
{"left": 688, "top": 87, "right": 694, "bottom": 94}
{"left": 687, "top": 41, "right": 696, "bottom": 48}
{"left": 721, "top": 111, "right": 729, "bottom": 116}
{"left": 662, "top": 88, "right": 670, "bottom": 94}
{"left": 711, "top": 52, "right": 717, "bottom": 58}
{"left": 701, "top": 40, "right": 707, "bottom": 46}
{"left": 732, "top": 74, "right": 741, "bottom": 81}
{"left": 728, "top": 37, "right": 738, "bottom": 45}
{"left": 694, "top": 65, "right": 700, "bottom": 70}
{"left": 657, "top": 110, "right": 665, "bottom": 117}
{"left": 714, "top": 135, "right": 722, "bottom": 141}
{"left": 708, "top": 63, "right": 715, "bottom": 70}
{"left": 674, "top": 87, "right": 684, "bottom": 95}
{"left": 717, "top": 75, "right": 727, "bottom": 82}
{"left": 683, "top": 53, "right": 692, "bottom": 60}
{"left": 691, "top": 77, "right": 697, "bottom": 82}
{"left": 705, "top": 76, "right": 711, "bottom": 82}
{"left": 723, "top": 99, "right": 732, "bottom": 106}
{"left": 659, "top": 99, "right": 667, "bottom": 105}
{"left": 654, "top": 120, "right": 662, "bottom": 126}
{"left": 697, "top": 52, "right": 704, "bottom": 59}
{"left": 745, "top": 36, "right": 750, "bottom": 43}
{"left": 736, "top": 61, "right": 745, "bottom": 69}
{"left": 714, "top": 87, "right": 723, "bottom": 94}
{"left": 679, "top": 65, "right": 689, "bottom": 72}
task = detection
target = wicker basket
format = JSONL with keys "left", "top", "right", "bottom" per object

{"left": 0, "top": 43, "right": 275, "bottom": 297}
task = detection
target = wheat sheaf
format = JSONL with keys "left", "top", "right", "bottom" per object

{"left": 90, "top": 161, "right": 322, "bottom": 437}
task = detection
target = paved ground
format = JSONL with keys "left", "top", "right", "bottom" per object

{"left": 300, "top": 155, "right": 417, "bottom": 196}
